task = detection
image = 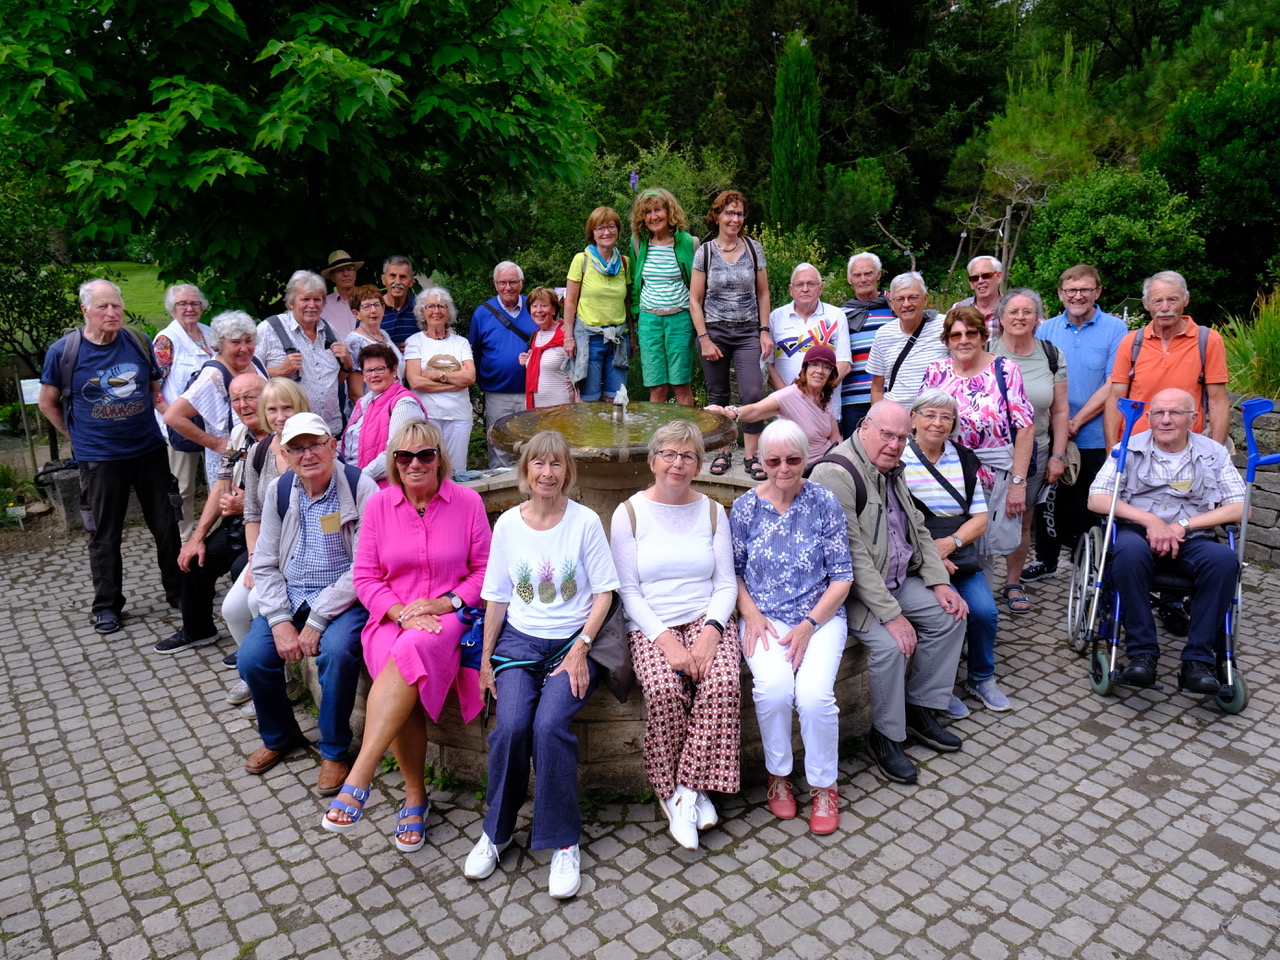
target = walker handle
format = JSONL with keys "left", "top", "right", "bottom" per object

{"left": 1112, "top": 398, "right": 1145, "bottom": 473}
{"left": 1242, "top": 397, "right": 1280, "bottom": 482}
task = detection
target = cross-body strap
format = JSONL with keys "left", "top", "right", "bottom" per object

{"left": 482, "top": 301, "right": 532, "bottom": 348}
{"left": 805, "top": 452, "right": 867, "bottom": 515}
{"left": 907, "top": 438, "right": 970, "bottom": 511}
{"left": 885, "top": 330, "right": 921, "bottom": 393}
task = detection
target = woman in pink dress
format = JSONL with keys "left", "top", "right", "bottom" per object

{"left": 322, "top": 419, "right": 491, "bottom": 851}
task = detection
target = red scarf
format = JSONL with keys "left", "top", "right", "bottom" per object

{"left": 524, "top": 323, "right": 566, "bottom": 409}
{"left": 344, "top": 381, "right": 426, "bottom": 485}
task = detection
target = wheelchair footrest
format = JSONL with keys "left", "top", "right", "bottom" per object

{"left": 1111, "top": 673, "right": 1164, "bottom": 691}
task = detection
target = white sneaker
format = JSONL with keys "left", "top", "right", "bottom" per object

{"left": 660, "top": 788, "right": 699, "bottom": 851}
{"left": 463, "top": 832, "right": 511, "bottom": 880}
{"left": 225, "top": 679, "right": 251, "bottom": 706}
{"left": 240, "top": 700, "right": 257, "bottom": 719}
{"left": 548, "top": 844, "right": 581, "bottom": 899}
{"left": 694, "top": 791, "right": 719, "bottom": 830}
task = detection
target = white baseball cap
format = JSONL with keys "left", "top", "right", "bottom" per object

{"left": 280, "top": 412, "right": 332, "bottom": 448}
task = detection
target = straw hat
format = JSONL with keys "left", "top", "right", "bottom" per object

{"left": 321, "top": 250, "right": 364, "bottom": 280}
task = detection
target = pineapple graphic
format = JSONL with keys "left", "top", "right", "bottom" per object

{"left": 515, "top": 561, "right": 535, "bottom": 604}
{"left": 559, "top": 558, "right": 578, "bottom": 602}
{"left": 537, "top": 558, "right": 557, "bottom": 603}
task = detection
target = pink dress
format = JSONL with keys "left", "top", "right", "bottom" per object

{"left": 353, "top": 480, "right": 492, "bottom": 722}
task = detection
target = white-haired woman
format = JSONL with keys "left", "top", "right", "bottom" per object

{"left": 255, "top": 269, "right": 353, "bottom": 435}
{"left": 154, "top": 283, "right": 213, "bottom": 538}
{"left": 405, "top": 286, "right": 475, "bottom": 476}
{"left": 164, "top": 310, "right": 268, "bottom": 482}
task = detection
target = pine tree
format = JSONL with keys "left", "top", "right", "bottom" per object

{"left": 770, "top": 32, "right": 820, "bottom": 232}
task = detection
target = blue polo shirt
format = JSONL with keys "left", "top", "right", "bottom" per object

{"left": 380, "top": 293, "right": 418, "bottom": 347}
{"left": 1037, "top": 307, "right": 1128, "bottom": 450}
{"left": 468, "top": 295, "right": 537, "bottom": 393}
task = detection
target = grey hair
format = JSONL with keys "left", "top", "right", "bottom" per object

{"left": 284, "top": 270, "right": 326, "bottom": 306}
{"left": 209, "top": 310, "right": 258, "bottom": 351}
{"left": 888, "top": 271, "right": 927, "bottom": 297}
{"left": 846, "top": 251, "right": 882, "bottom": 280}
{"left": 909, "top": 388, "right": 961, "bottom": 440}
{"left": 995, "top": 288, "right": 1045, "bottom": 322}
{"left": 79, "top": 279, "right": 123, "bottom": 309}
{"left": 414, "top": 286, "right": 459, "bottom": 329}
{"left": 647, "top": 420, "right": 705, "bottom": 461}
{"left": 790, "top": 262, "right": 822, "bottom": 284}
{"left": 382, "top": 254, "right": 414, "bottom": 273}
{"left": 759, "top": 419, "right": 808, "bottom": 461}
{"left": 966, "top": 255, "right": 1004, "bottom": 275}
{"left": 1142, "top": 270, "right": 1189, "bottom": 301}
{"left": 493, "top": 261, "right": 524, "bottom": 282}
{"left": 164, "top": 283, "right": 208, "bottom": 316}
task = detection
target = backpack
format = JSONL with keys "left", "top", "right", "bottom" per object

{"left": 1126, "top": 323, "right": 1210, "bottom": 414}
{"left": 168, "top": 356, "right": 269, "bottom": 453}
{"left": 274, "top": 461, "right": 364, "bottom": 519}
{"left": 57, "top": 326, "right": 154, "bottom": 416}
{"left": 804, "top": 452, "right": 868, "bottom": 515}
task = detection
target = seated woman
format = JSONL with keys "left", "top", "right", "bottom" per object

{"left": 610, "top": 421, "right": 738, "bottom": 851}
{"left": 902, "top": 390, "right": 1006, "bottom": 716}
{"left": 731, "top": 420, "right": 852, "bottom": 834}
{"left": 706, "top": 343, "right": 841, "bottom": 467}
{"left": 465, "top": 430, "right": 620, "bottom": 899}
{"left": 339, "top": 343, "right": 426, "bottom": 486}
{"left": 519, "top": 287, "right": 576, "bottom": 408}
{"left": 323, "top": 420, "right": 491, "bottom": 849}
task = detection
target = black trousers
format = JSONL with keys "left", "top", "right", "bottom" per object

{"left": 180, "top": 520, "right": 248, "bottom": 638}
{"left": 79, "top": 448, "right": 182, "bottom": 616}
{"left": 1035, "top": 447, "right": 1108, "bottom": 567}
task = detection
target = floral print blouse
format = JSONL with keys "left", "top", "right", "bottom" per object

{"left": 921, "top": 356, "right": 1034, "bottom": 489}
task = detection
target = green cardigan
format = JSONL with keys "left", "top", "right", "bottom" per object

{"left": 629, "top": 229, "right": 696, "bottom": 318}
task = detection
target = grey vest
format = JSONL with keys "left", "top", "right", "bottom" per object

{"left": 1120, "top": 431, "right": 1233, "bottom": 527}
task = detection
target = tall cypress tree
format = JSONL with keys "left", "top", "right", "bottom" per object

{"left": 771, "top": 31, "right": 820, "bottom": 230}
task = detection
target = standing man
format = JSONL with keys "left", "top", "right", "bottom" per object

{"left": 951, "top": 255, "right": 1005, "bottom": 336}
{"left": 767, "top": 263, "right": 851, "bottom": 407}
{"left": 867, "top": 272, "right": 948, "bottom": 406}
{"left": 319, "top": 250, "right": 363, "bottom": 338}
{"left": 379, "top": 255, "right": 418, "bottom": 350}
{"left": 468, "top": 261, "right": 537, "bottom": 468}
{"left": 1026, "top": 265, "right": 1127, "bottom": 580}
{"left": 810, "top": 401, "right": 968, "bottom": 785}
{"left": 839, "top": 252, "right": 896, "bottom": 437}
{"left": 38, "top": 279, "right": 183, "bottom": 635}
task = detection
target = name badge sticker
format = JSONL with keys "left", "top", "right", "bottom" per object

{"left": 319, "top": 511, "right": 342, "bottom": 534}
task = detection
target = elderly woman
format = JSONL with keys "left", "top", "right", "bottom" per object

{"left": 323, "top": 421, "right": 491, "bottom": 850}
{"left": 867, "top": 271, "right": 948, "bottom": 407}
{"left": 340, "top": 344, "right": 426, "bottom": 486}
{"left": 706, "top": 343, "right": 841, "bottom": 467}
{"left": 343, "top": 283, "right": 403, "bottom": 401}
{"left": 518, "top": 287, "right": 576, "bottom": 408}
{"left": 154, "top": 283, "right": 213, "bottom": 538}
{"left": 256, "top": 269, "right": 352, "bottom": 435}
{"left": 164, "top": 310, "right": 268, "bottom": 483}
{"left": 989, "top": 289, "right": 1069, "bottom": 607}
{"left": 902, "top": 390, "right": 1005, "bottom": 715}
{"left": 629, "top": 188, "right": 699, "bottom": 405}
{"left": 610, "top": 421, "right": 738, "bottom": 851}
{"left": 691, "top": 190, "right": 771, "bottom": 478}
{"left": 405, "top": 287, "right": 475, "bottom": 476}
{"left": 731, "top": 420, "right": 852, "bottom": 835}
{"left": 921, "top": 306, "right": 1035, "bottom": 616}
{"left": 564, "top": 206, "right": 632, "bottom": 403}
{"left": 465, "top": 431, "right": 620, "bottom": 899}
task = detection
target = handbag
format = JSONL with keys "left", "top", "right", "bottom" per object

{"left": 586, "top": 592, "right": 635, "bottom": 703}
{"left": 455, "top": 605, "right": 485, "bottom": 671}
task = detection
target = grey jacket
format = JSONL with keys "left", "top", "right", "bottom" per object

{"left": 1120, "top": 430, "right": 1237, "bottom": 528}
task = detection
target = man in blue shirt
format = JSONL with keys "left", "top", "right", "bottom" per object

{"left": 38, "top": 279, "right": 183, "bottom": 635}
{"left": 379, "top": 255, "right": 418, "bottom": 349}
{"left": 1031, "top": 264, "right": 1128, "bottom": 579}
{"left": 468, "top": 261, "right": 537, "bottom": 468}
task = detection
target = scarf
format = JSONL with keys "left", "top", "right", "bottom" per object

{"left": 345, "top": 381, "right": 426, "bottom": 484}
{"left": 586, "top": 244, "right": 622, "bottom": 277}
{"left": 525, "top": 323, "right": 567, "bottom": 408}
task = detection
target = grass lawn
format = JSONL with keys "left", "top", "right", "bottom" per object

{"left": 97, "top": 261, "right": 168, "bottom": 325}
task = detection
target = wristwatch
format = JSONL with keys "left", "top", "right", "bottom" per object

{"left": 704, "top": 619, "right": 725, "bottom": 635}
{"left": 1177, "top": 517, "right": 1191, "bottom": 532}
{"left": 952, "top": 535, "right": 964, "bottom": 549}
{"left": 446, "top": 591, "right": 463, "bottom": 611}
{"left": 1050, "top": 453, "right": 1066, "bottom": 461}
{"left": 577, "top": 633, "right": 594, "bottom": 648}
{"left": 1011, "top": 475, "right": 1026, "bottom": 485}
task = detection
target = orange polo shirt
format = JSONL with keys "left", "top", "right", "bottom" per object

{"left": 1110, "top": 317, "right": 1227, "bottom": 435}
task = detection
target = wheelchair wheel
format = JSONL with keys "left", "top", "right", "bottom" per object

{"left": 1067, "top": 528, "right": 1101, "bottom": 656}
{"left": 1214, "top": 670, "right": 1250, "bottom": 715}
{"left": 1089, "top": 649, "right": 1114, "bottom": 696}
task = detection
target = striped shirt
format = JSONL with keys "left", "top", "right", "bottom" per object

{"left": 638, "top": 243, "right": 689, "bottom": 312}
{"left": 866, "top": 314, "right": 949, "bottom": 405}
{"left": 842, "top": 301, "right": 895, "bottom": 407}
{"left": 901, "top": 443, "right": 988, "bottom": 518}
{"left": 283, "top": 475, "right": 352, "bottom": 612}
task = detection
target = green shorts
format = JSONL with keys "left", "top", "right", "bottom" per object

{"left": 638, "top": 309, "right": 694, "bottom": 387}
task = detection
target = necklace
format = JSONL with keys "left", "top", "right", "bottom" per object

{"left": 717, "top": 236, "right": 740, "bottom": 255}
{"left": 414, "top": 505, "right": 426, "bottom": 517}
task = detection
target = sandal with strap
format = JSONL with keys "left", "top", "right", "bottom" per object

{"left": 321, "top": 783, "right": 370, "bottom": 835}
{"left": 743, "top": 457, "right": 767, "bottom": 481}
{"left": 1001, "top": 584, "right": 1032, "bottom": 615}
{"left": 394, "top": 803, "right": 429, "bottom": 853}
{"left": 709, "top": 451, "right": 731, "bottom": 476}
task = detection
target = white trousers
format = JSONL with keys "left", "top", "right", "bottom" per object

{"left": 744, "top": 615, "right": 847, "bottom": 787}
{"left": 436, "top": 417, "right": 474, "bottom": 477}
{"left": 168, "top": 446, "right": 202, "bottom": 541}
{"left": 221, "top": 565, "right": 260, "bottom": 646}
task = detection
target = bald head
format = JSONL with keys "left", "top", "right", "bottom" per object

{"left": 860, "top": 400, "right": 910, "bottom": 473}
{"left": 1147, "top": 388, "right": 1196, "bottom": 451}
{"left": 228, "top": 374, "right": 266, "bottom": 434}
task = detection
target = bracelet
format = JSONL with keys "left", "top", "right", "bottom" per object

{"left": 697, "top": 333, "right": 711, "bottom": 341}
{"left": 803, "top": 615, "right": 820, "bottom": 630}
{"left": 728, "top": 405, "right": 739, "bottom": 421}
{"left": 1050, "top": 453, "right": 1066, "bottom": 461}
{"left": 704, "top": 618, "right": 725, "bottom": 635}
{"left": 759, "top": 326, "right": 770, "bottom": 333}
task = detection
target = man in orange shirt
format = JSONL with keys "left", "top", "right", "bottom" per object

{"left": 1104, "top": 270, "right": 1228, "bottom": 448}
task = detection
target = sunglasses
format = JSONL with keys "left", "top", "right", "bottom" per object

{"left": 968, "top": 271, "right": 998, "bottom": 282}
{"left": 393, "top": 448, "right": 439, "bottom": 465}
{"left": 763, "top": 455, "right": 804, "bottom": 468}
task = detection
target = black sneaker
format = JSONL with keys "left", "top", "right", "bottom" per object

{"left": 222, "top": 651, "right": 238, "bottom": 669}
{"left": 153, "top": 629, "right": 219, "bottom": 654}
{"left": 1021, "top": 561, "right": 1057, "bottom": 583}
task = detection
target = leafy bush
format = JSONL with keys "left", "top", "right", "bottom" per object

{"left": 1219, "top": 289, "right": 1280, "bottom": 397}
{"left": 754, "top": 224, "right": 854, "bottom": 312}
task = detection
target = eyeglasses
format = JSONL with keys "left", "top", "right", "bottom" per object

{"left": 889, "top": 294, "right": 923, "bottom": 305}
{"left": 720, "top": 210, "right": 745, "bottom": 220}
{"left": 656, "top": 449, "right": 698, "bottom": 465}
{"left": 285, "top": 439, "right": 330, "bottom": 458}
{"left": 362, "top": 366, "right": 390, "bottom": 376}
{"left": 791, "top": 281, "right": 821, "bottom": 290}
{"left": 916, "top": 411, "right": 955, "bottom": 424}
{"left": 1146, "top": 298, "right": 1185, "bottom": 309}
{"left": 968, "top": 271, "right": 998, "bottom": 283}
{"left": 358, "top": 301, "right": 384, "bottom": 311}
{"left": 948, "top": 329, "right": 982, "bottom": 341}
{"left": 1060, "top": 287, "right": 1097, "bottom": 299}
{"left": 763, "top": 455, "right": 804, "bottom": 468}
{"left": 865, "top": 420, "right": 909, "bottom": 446}
{"left": 173, "top": 300, "right": 203, "bottom": 310}
{"left": 393, "top": 447, "right": 439, "bottom": 465}
{"left": 1149, "top": 409, "right": 1192, "bottom": 421}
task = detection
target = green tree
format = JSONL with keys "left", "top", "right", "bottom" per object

{"left": 0, "top": 0, "right": 605, "bottom": 313}
{"left": 770, "top": 32, "right": 820, "bottom": 230}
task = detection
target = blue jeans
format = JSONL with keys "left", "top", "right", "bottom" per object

{"left": 952, "top": 570, "right": 999, "bottom": 681}
{"left": 579, "top": 331, "right": 628, "bottom": 401}
{"left": 483, "top": 622, "right": 602, "bottom": 850}
{"left": 238, "top": 605, "right": 367, "bottom": 760}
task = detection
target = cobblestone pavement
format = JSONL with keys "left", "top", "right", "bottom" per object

{"left": 3, "top": 528, "right": 1280, "bottom": 960}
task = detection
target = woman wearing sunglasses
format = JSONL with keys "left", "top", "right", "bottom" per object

{"left": 339, "top": 343, "right": 425, "bottom": 486}
{"left": 609, "top": 420, "right": 739, "bottom": 851}
{"left": 323, "top": 421, "right": 491, "bottom": 852}
{"left": 730, "top": 420, "right": 852, "bottom": 835}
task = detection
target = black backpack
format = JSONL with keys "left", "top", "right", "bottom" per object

{"left": 167, "top": 357, "right": 268, "bottom": 453}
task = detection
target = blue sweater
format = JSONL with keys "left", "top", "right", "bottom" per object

{"left": 468, "top": 296, "right": 537, "bottom": 393}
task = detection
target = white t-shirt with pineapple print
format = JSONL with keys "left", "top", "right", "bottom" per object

{"left": 482, "top": 498, "right": 621, "bottom": 638}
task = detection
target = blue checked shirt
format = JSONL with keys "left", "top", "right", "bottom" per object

{"left": 282, "top": 475, "right": 352, "bottom": 613}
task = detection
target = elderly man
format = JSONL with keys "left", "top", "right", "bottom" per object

{"left": 468, "top": 261, "right": 537, "bottom": 467}
{"left": 767, "top": 263, "right": 851, "bottom": 408}
{"left": 1024, "top": 265, "right": 1128, "bottom": 581}
{"left": 237, "top": 412, "right": 377, "bottom": 794}
{"left": 867, "top": 272, "right": 948, "bottom": 407}
{"left": 810, "top": 400, "right": 968, "bottom": 784}
{"left": 839, "top": 252, "right": 896, "bottom": 437}
{"left": 38, "top": 279, "right": 182, "bottom": 635}
{"left": 379, "top": 255, "right": 418, "bottom": 349}
{"left": 154, "top": 374, "right": 268, "bottom": 654}
{"left": 257, "top": 270, "right": 352, "bottom": 436}
{"left": 951, "top": 255, "right": 1005, "bottom": 336}
{"left": 319, "top": 250, "right": 364, "bottom": 337}
{"left": 1105, "top": 270, "right": 1228, "bottom": 448}
{"left": 1087, "top": 388, "right": 1244, "bottom": 693}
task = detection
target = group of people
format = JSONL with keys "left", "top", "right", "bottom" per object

{"left": 38, "top": 216, "right": 1247, "bottom": 900}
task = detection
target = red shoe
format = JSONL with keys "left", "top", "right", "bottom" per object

{"left": 766, "top": 774, "right": 796, "bottom": 819}
{"left": 809, "top": 786, "right": 839, "bottom": 835}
